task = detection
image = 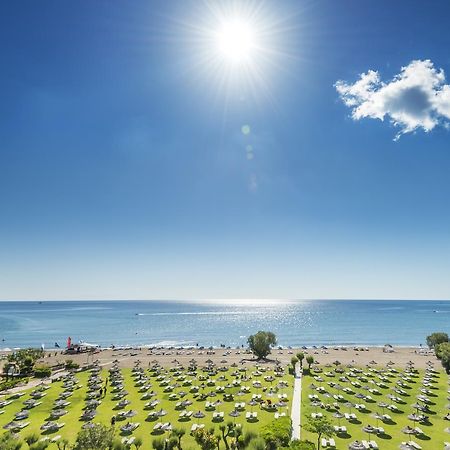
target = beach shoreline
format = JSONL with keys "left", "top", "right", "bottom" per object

{"left": 1, "top": 345, "right": 437, "bottom": 370}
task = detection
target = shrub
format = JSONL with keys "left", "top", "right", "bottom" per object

{"left": 34, "top": 364, "right": 52, "bottom": 378}
{"left": 426, "top": 332, "right": 449, "bottom": 349}
{"left": 261, "top": 416, "right": 292, "bottom": 450}
{"left": 65, "top": 359, "right": 80, "bottom": 370}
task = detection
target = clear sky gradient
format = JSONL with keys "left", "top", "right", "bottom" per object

{"left": 1, "top": 0, "right": 450, "bottom": 300}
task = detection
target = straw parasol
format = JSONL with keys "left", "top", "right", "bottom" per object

{"left": 362, "top": 424, "right": 376, "bottom": 440}
{"left": 348, "top": 441, "right": 365, "bottom": 450}
{"left": 333, "top": 412, "right": 344, "bottom": 426}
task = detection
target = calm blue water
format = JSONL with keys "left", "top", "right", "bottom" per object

{"left": 0, "top": 300, "right": 449, "bottom": 349}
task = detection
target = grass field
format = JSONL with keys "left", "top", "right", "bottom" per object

{"left": 300, "top": 362, "right": 450, "bottom": 450}
{"left": 0, "top": 361, "right": 293, "bottom": 448}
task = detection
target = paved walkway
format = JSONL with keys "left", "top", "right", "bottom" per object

{"left": 291, "top": 362, "right": 302, "bottom": 440}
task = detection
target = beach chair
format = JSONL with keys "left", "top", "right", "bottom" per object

{"left": 369, "top": 441, "right": 378, "bottom": 449}
{"left": 321, "top": 438, "right": 328, "bottom": 448}
{"left": 361, "top": 441, "right": 370, "bottom": 449}
{"left": 328, "top": 438, "right": 336, "bottom": 448}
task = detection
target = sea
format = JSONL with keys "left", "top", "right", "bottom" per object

{"left": 0, "top": 300, "right": 449, "bottom": 350}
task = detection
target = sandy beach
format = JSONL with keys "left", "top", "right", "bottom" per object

{"left": 7, "top": 345, "right": 437, "bottom": 371}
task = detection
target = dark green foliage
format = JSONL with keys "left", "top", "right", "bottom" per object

{"left": 436, "top": 341, "right": 450, "bottom": 373}
{"left": 426, "top": 332, "right": 449, "bottom": 349}
{"left": 304, "top": 417, "right": 334, "bottom": 450}
{"left": 305, "top": 356, "right": 314, "bottom": 370}
{"left": 192, "top": 428, "right": 219, "bottom": 450}
{"left": 24, "top": 432, "right": 39, "bottom": 447}
{"left": 295, "top": 353, "right": 305, "bottom": 368}
{"left": 152, "top": 437, "right": 165, "bottom": 450}
{"left": 247, "top": 331, "right": 277, "bottom": 360}
{"left": 261, "top": 416, "right": 292, "bottom": 450}
{"left": 73, "top": 423, "right": 115, "bottom": 450}
{"left": 0, "top": 432, "right": 23, "bottom": 450}
{"left": 33, "top": 364, "right": 52, "bottom": 378}
{"left": 30, "top": 442, "right": 50, "bottom": 450}
{"left": 64, "top": 359, "right": 80, "bottom": 370}
{"left": 0, "top": 377, "right": 26, "bottom": 392}
{"left": 3, "top": 348, "right": 43, "bottom": 378}
{"left": 287, "top": 440, "right": 316, "bottom": 450}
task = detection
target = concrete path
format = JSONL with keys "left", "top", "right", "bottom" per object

{"left": 291, "top": 362, "right": 302, "bottom": 440}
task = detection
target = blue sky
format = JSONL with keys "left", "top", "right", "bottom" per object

{"left": 1, "top": 0, "right": 450, "bottom": 300}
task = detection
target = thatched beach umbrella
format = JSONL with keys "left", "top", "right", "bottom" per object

{"left": 157, "top": 409, "right": 167, "bottom": 417}
{"left": 333, "top": 412, "right": 344, "bottom": 426}
{"left": 362, "top": 424, "right": 375, "bottom": 440}
{"left": 345, "top": 402, "right": 355, "bottom": 412}
{"left": 348, "top": 441, "right": 365, "bottom": 450}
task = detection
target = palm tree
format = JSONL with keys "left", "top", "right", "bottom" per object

{"left": 219, "top": 422, "right": 235, "bottom": 450}
{"left": 56, "top": 439, "right": 69, "bottom": 450}
{"left": 172, "top": 427, "right": 185, "bottom": 450}
{"left": 290, "top": 356, "right": 298, "bottom": 374}
{"left": 306, "top": 355, "right": 314, "bottom": 371}
{"left": 296, "top": 352, "right": 305, "bottom": 369}
{"left": 25, "top": 433, "right": 39, "bottom": 448}
{"left": 133, "top": 437, "right": 143, "bottom": 450}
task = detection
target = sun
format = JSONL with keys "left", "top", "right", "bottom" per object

{"left": 177, "top": 0, "right": 293, "bottom": 102}
{"left": 215, "top": 19, "right": 257, "bottom": 64}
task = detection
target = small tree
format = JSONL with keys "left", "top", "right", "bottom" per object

{"left": 56, "top": 439, "right": 70, "bottom": 450}
{"left": 172, "top": 427, "right": 186, "bottom": 450}
{"left": 296, "top": 352, "right": 305, "bottom": 369}
{"left": 73, "top": 423, "right": 115, "bottom": 450}
{"left": 152, "top": 438, "right": 165, "bottom": 450}
{"left": 291, "top": 356, "right": 298, "bottom": 373}
{"left": 193, "top": 428, "right": 218, "bottom": 450}
{"left": 247, "top": 331, "right": 277, "bottom": 360}
{"left": 289, "top": 440, "right": 316, "bottom": 450}
{"left": 261, "top": 416, "right": 292, "bottom": 450}
{"left": 426, "top": 332, "right": 449, "bottom": 349}
{"left": 305, "top": 417, "right": 334, "bottom": 450}
{"left": 0, "top": 432, "right": 23, "bottom": 450}
{"left": 219, "top": 421, "right": 235, "bottom": 450}
{"left": 134, "top": 436, "right": 143, "bottom": 449}
{"left": 30, "top": 442, "right": 49, "bottom": 450}
{"left": 306, "top": 355, "right": 314, "bottom": 370}
{"left": 25, "top": 433, "right": 39, "bottom": 448}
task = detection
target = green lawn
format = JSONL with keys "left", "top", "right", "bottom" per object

{"left": 301, "top": 363, "right": 450, "bottom": 450}
{"left": 0, "top": 361, "right": 293, "bottom": 448}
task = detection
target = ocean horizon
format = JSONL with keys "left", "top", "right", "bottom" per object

{"left": 1, "top": 299, "right": 449, "bottom": 350}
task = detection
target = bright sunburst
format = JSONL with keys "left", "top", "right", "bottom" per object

{"left": 215, "top": 18, "right": 257, "bottom": 64}
{"left": 176, "top": 1, "right": 293, "bottom": 104}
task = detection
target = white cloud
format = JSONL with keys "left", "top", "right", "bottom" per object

{"left": 335, "top": 59, "right": 450, "bottom": 139}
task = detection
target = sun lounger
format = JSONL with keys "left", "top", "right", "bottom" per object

{"left": 369, "top": 441, "right": 378, "bottom": 449}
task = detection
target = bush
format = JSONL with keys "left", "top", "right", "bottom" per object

{"left": 0, "top": 431, "right": 23, "bottom": 450}
{"left": 73, "top": 423, "right": 115, "bottom": 450}
{"left": 65, "top": 359, "right": 80, "bottom": 370}
{"left": 426, "top": 332, "right": 449, "bottom": 349}
{"left": 34, "top": 364, "right": 52, "bottom": 378}
{"left": 286, "top": 440, "right": 316, "bottom": 450}
{"left": 436, "top": 342, "right": 450, "bottom": 373}
{"left": 0, "top": 378, "right": 26, "bottom": 392}
{"left": 261, "top": 416, "right": 292, "bottom": 450}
